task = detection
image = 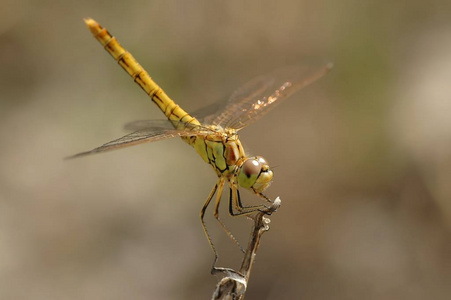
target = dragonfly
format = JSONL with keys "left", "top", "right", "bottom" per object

{"left": 71, "top": 18, "right": 332, "bottom": 269}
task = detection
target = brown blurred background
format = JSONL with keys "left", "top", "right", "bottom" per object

{"left": 1, "top": 0, "right": 451, "bottom": 299}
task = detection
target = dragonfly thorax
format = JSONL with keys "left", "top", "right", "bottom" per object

{"left": 237, "top": 156, "right": 273, "bottom": 193}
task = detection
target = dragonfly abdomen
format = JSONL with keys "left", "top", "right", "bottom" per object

{"left": 84, "top": 18, "right": 200, "bottom": 129}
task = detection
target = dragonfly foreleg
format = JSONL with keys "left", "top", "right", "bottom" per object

{"left": 228, "top": 184, "right": 267, "bottom": 217}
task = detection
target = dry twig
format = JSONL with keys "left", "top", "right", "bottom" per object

{"left": 211, "top": 197, "right": 281, "bottom": 300}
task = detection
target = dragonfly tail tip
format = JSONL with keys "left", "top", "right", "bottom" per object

{"left": 83, "top": 18, "right": 97, "bottom": 28}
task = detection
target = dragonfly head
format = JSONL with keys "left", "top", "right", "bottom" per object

{"left": 237, "top": 156, "right": 273, "bottom": 193}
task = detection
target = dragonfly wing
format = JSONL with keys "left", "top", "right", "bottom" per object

{"left": 123, "top": 119, "right": 214, "bottom": 132}
{"left": 208, "top": 63, "right": 332, "bottom": 130}
{"left": 123, "top": 119, "right": 175, "bottom": 131}
{"left": 191, "top": 100, "right": 224, "bottom": 124}
{"left": 67, "top": 125, "right": 213, "bottom": 159}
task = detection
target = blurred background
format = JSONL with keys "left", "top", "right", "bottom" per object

{"left": 1, "top": 0, "right": 451, "bottom": 299}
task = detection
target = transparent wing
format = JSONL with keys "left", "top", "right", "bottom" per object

{"left": 66, "top": 122, "right": 215, "bottom": 159}
{"left": 123, "top": 119, "right": 176, "bottom": 131}
{"left": 191, "top": 101, "right": 224, "bottom": 124}
{"left": 123, "top": 119, "right": 214, "bottom": 132}
{"left": 199, "top": 62, "right": 332, "bottom": 130}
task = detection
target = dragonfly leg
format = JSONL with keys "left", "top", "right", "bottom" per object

{"left": 228, "top": 184, "right": 266, "bottom": 217}
{"left": 200, "top": 178, "right": 239, "bottom": 274}
{"left": 200, "top": 181, "right": 220, "bottom": 262}
{"left": 212, "top": 181, "right": 245, "bottom": 253}
{"left": 257, "top": 192, "right": 274, "bottom": 204}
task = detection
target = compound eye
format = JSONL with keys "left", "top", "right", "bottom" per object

{"left": 238, "top": 159, "right": 262, "bottom": 189}
{"left": 242, "top": 159, "right": 261, "bottom": 177}
{"left": 256, "top": 157, "right": 267, "bottom": 166}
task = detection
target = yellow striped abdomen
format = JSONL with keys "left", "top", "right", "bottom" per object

{"left": 84, "top": 18, "right": 200, "bottom": 130}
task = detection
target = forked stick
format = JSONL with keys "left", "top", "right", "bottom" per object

{"left": 212, "top": 197, "right": 281, "bottom": 300}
